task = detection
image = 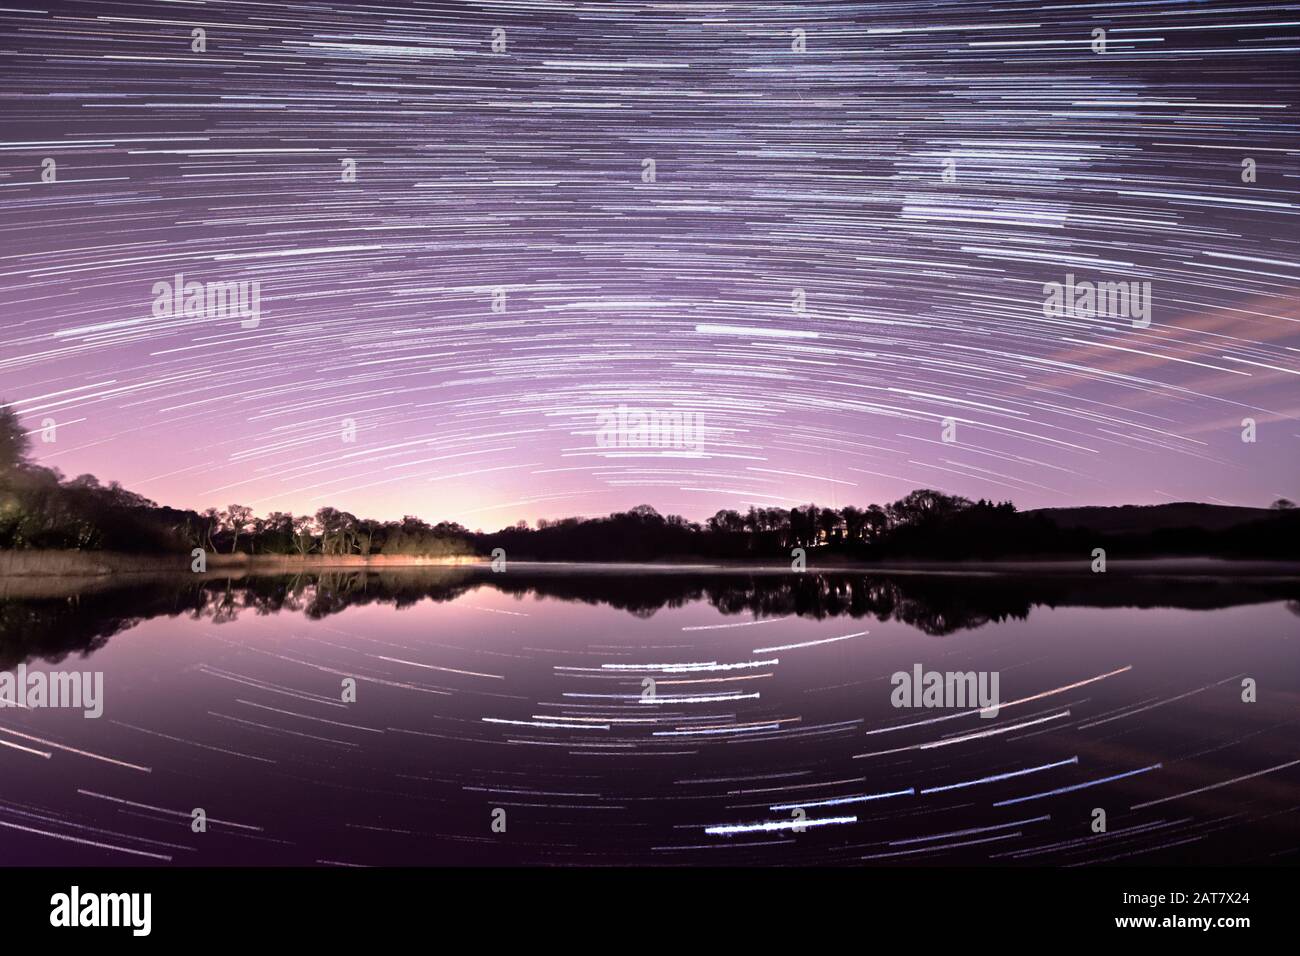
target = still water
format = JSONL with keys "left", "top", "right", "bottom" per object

{"left": 1, "top": 566, "right": 1297, "bottom": 866}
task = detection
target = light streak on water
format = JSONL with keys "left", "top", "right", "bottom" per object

{"left": 1130, "top": 758, "right": 1300, "bottom": 810}
{"left": 752, "top": 631, "right": 867, "bottom": 653}
{"left": 769, "top": 787, "right": 915, "bottom": 811}
{"left": 919, "top": 757, "right": 1079, "bottom": 794}
{"left": 993, "top": 764, "right": 1164, "bottom": 807}
{"left": 705, "top": 815, "right": 858, "bottom": 836}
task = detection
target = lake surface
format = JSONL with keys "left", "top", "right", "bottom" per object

{"left": 1, "top": 566, "right": 1297, "bottom": 866}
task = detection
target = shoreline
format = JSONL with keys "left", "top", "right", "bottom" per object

{"left": 502, "top": 558, "right": 1300, "bottom": 578}
{"left": 0, "top": 550, "right": 484, "bottom": 578}
{"left": 1, "top": 549, "right": 1298, "bottom": 580}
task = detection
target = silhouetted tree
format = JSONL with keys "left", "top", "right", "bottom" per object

{"left": 817, "top": 506, "right": 841, "bottom": 544}
{"left": 222, "top": 504, "right": 254, "bottom": 553}
{"left": 292, "top": 514, "right": 316, "bottom": 555}
{"left": 841, "top": 505, "right": 866, "bottom": 544}
{"left": 0, "top": 405, "right": 31, "bottom": 474}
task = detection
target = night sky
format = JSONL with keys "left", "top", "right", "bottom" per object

{"left": 2, "top": 0, "right": 1297, "bottom": 529}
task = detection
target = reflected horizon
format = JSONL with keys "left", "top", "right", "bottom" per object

{"left": 1, "top": 566, "right": 1297, "bottom": 867}
{"left": 4, "top": 565, "right": 1300, "bottom": 671}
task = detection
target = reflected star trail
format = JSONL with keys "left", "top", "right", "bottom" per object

{"left": 2, "top": 568, "right": 1297, "bottom": 866}
{"left": 0, "top": 0, "right": 1297, "bottom": 527}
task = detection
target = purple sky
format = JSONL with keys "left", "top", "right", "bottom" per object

{"left": 2, "top": 1, "right": 1297, "bottom": 529}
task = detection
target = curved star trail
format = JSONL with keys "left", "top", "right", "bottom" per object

{"left": 1, "top": 0, "right": 1296, "bottom": 526}
{"left": 2, "top": 572, "right": 1296, "bottom": 866}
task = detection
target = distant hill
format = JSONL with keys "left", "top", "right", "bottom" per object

{"left": 1029, "top": 502, "right": 1280, "bottom": 535}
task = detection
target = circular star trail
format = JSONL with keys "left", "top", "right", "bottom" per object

{"left": 1, "top": 0, "right": 1297, "bottom": 527}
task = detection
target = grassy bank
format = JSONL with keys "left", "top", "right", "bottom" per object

{"left": 0, "top": 550, "right": 485, "bottom": 578}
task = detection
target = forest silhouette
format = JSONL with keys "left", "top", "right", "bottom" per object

{"left": 2, "top": 405, "right": 1296, "bottom": 562}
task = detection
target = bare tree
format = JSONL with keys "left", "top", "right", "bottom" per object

{"left": 222, "top": 504, "right": 254, "bottom": 553}
{"left": 292, "top": 514, "right": 316, "bottom": 555}
{"left": 201, "top": 507, "right": 220, "bottom": 551}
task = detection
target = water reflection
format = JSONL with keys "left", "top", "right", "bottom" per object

{"left": 4, "top": 565, "right": 1298, "bottom": 670}
{"left": 3, "top": 566, "right": 1297, "bottom": 867}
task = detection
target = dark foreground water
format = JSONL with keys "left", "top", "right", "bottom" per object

{"left": 1, "top": 566, "right": 1297, "bottom": 866}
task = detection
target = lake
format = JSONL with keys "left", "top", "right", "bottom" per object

{"left": 1, "top": 565, "right": 1297, "bottom": 866}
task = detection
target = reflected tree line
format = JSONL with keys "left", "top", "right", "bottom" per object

{"left": 3, "top": 567, "right": 1297, "bottom": 670}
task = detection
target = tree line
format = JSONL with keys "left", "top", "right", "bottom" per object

{"left": 0, "top": 407, "right": 477, "bottom": 556}
{"left": 2, "top": 404, "right": 1295, "bottom": 561}
{"left": 480, "top": 493, "right": 1031, "bottom": 561}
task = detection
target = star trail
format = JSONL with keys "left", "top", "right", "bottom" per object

{"left": 3, "top": 569, "right": 1298, "bottom": 867}
{"left": 1, "top": 0, "right": 1297, "bottom": 527}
